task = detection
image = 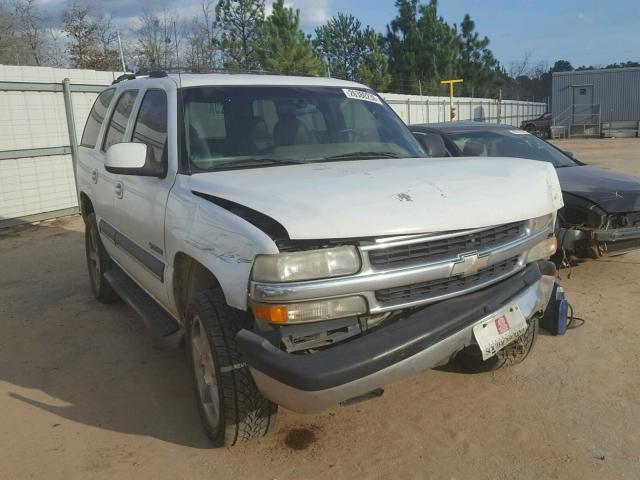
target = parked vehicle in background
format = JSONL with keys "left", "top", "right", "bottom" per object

{"left": 410, "top": 122, "right": 640, "bottom": 259}
{"left": 521, "top": 112, "right": 552, "bottom": 137}
{"left": 76, "top": 74, "right": 562, "bottom": 447}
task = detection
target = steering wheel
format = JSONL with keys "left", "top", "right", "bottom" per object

{"left": 334, "top": 129, "right": 359, "bottom": 143}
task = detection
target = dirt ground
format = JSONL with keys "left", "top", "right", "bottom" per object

{"left": 1, "top": 138, "right": 639, "bottom": 480}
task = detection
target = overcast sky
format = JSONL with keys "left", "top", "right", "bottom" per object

{"left": 39, "top": 0, "right": 640, "bottom": 68}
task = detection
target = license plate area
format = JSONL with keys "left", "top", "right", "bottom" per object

{"left": 473, "top": 305, "right": 528, "bottom": 360}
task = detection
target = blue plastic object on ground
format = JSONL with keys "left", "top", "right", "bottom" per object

{"left": 540, "top": 283, "right": 569, "bottom": 335}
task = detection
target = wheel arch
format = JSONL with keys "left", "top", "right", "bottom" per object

{"left": 79, "top": 192, "right": 94, "bottom": 220}
{"left": 172, "top": 252, "right": 224, "bottom": 321}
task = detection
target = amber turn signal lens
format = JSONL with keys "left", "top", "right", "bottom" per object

{"left": 252, "top": 303, "right": 289, "bottom": 323}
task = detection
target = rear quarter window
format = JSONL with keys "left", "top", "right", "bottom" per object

{"left": 80, "top": 89, "right": 115, "bottom": 148}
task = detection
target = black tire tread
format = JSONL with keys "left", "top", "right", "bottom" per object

{"left": 187, "top": 289, "right": 277, "bottom": 447}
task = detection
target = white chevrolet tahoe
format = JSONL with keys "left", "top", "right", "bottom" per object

{"left": 77, "top": 72, "right": 563, "bottom": 447}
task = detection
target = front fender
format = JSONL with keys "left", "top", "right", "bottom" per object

{"left": 164, "top": 176, "right": 279, "bottom": 311}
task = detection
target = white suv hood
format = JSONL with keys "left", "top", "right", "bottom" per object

{"left": 188, "top": 157, "right": 563, "bottom": 239}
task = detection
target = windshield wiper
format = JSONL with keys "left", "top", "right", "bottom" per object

{"left": 322, "top": 151, "right": 401, "bottom": 161}
{"left": 206, "top": 157, "right": 306, "bottom": 170}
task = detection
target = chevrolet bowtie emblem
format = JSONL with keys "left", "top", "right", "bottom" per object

{"left": 450, "top": 252, "right": 489, "bottom": 277}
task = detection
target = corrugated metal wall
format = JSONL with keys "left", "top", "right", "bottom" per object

{"left": 381, "top": 92, "right": 546, "bottom": 127}
{"left": 552, "top": 67, "right": 640, "bottom": 123}
{"left": 0, "top": 66, "right": 121, "bottom": 226}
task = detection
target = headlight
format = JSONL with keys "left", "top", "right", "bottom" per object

{"left": 252, "top": 246, "right": 361, "bottom": 283}
{"left": 530, "top": 213, "right": 555, "bottom": 232}
{"left": 252, "top": 296, "right": 367, "bottom": 324}
{"left": 526, "top": 236, "right": 558, "bottom": 263}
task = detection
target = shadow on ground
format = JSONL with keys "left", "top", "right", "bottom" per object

{"left": 0, "top": 216, "right": 212, "bottom": 448}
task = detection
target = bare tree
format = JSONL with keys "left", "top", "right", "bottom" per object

{"left": 0, "top": 3, "right": 19, "bottom": 64}
{"left": 134, "top": 10, "right": 179, "bottom": 71}
{"left": 508, "top": 51, "right": 532, "bottom": 79}
{"left": 13, "top": 0, "right": 44, "bottom": 65}
{"left": 62, "top": 2, "right": 120, "bottom": 70}
{"left": 184, "top": 0, "right": 220, "bottom": 71}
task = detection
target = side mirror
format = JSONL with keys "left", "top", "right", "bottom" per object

{"left": 105, "top": 143, "right": 148, "bottom": 175}
{"left": 563, "top": 150, "right": 574, "bottom": 158}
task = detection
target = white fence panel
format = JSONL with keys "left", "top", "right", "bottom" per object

{"left": 0, "top": 65, "right": 121, "bottom": 227}
{"left": 380, "top": 92, "right": 546, "bottom": 127}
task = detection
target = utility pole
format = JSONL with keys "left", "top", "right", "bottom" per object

{"left": 418, "top": 79, "right": 423, "bottom": 97}
{"left": 116, "top": 30, "right": 126, "bottom": 72}
{"left": 440, "top": 79, "right": 463, "bottom": 121}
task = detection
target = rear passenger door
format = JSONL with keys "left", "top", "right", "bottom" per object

{"left": 108, "top": 87, "right": 173, "bottom": 307}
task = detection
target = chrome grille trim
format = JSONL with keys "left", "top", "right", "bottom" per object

{"left": 364, "top": 221, "right": 527, "bottom": 270}
{"left": 250, "top": 219, "right": 551, "bottom": 313}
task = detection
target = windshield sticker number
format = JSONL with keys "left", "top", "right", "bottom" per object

{"left": 343, "top": 88, "right": 383, "bottom": 105}
{"left": 510, "top": 129, "right": 530, "bottom": 135}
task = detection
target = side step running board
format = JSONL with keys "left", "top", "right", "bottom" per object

{"left": 104, "top": 265, "right": 183, "bottom": 348}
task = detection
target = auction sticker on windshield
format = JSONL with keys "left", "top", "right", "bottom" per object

{"left": 473, "top": 305, "right": 528, "bottom": 360}
{"left": 343, "top": 88, "right": 383, "bottom": 104}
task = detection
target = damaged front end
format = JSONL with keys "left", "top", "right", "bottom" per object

{"left": 558, "top": 194, "right": 640, "bottom": 257}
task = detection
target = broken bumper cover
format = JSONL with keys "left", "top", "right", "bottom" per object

{"left": 236, "top": 261, "right": 556, "bottom": 414}
{"left": 593, "top": 225, "right": 640, "bottom": 253}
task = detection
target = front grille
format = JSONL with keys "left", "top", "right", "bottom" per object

{"left": 375, "top": 256, "right": 520, "bottom": 304}
{"left": 368, "top": 221, "right": 526, "bottom": 269}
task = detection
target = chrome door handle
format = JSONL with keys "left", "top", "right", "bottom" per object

{"left": 114, "top": 182, "right": 123, "bottom": 199}
{"left": 91, "top": 170, "right": 98, "bottom": 184}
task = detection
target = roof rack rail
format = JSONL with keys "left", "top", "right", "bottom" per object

{"left": 112, "top": 73, "right": 136, "bottom": 84}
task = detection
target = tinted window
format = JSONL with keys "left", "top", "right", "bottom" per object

{"left": 131, "top": 90, "right": 168, "bottom": 176}
{"left": 445, "top": 129, "right": 578, "bottom": 168}
{"left": 81, "top": 89, "right": 115, "bottom": 148}
{"left": 182, "top": 86, "right": 425, "bottom": 172}
{"left": 102, "top": 90, "right": 138, "bottom": 152}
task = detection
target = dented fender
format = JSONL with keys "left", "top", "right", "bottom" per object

{"left": 164, "top": 175, "right": 279, "bottom": 312}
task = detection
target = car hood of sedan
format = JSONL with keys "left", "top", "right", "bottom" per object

{"left": 556, "top": 165, "right": 640, "bottom": 213}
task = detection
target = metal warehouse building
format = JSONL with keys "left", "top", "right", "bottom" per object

{"left": 552, "top": 66, "right": 640, "bottom": 138}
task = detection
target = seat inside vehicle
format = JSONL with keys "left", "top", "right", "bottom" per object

{"left": 416, "top": 132, "right": 449, "bottom": 157}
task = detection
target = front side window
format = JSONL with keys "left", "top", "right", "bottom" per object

{"left": 445, "top": 129, "right": 578, "bottom": 168}
{"left": 181, "top": 86, "right": 425, "bottom": 172}
{"left": 81, "top": 88, "right": 115, "bottom": 148}
{"left": 131, "top": 89, "right": 168, "bottom": 176}
{"left": 102, "top": 90, "right": 138, "bottom": 152}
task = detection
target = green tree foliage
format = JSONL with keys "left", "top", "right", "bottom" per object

{"left": 457, "top": 14, "right": 501, "bottom": 97}
{"left": 357, "top": 28, "right": 392, "bottom": 91}
{"left": 215, "top": 0, "right": 264, "bottom": 70}
{"left": 385, "top": 0, "right": 460, "bottom": 94}
{"left": 313, "top": 13, "right": 365, "bottom": 80}
{"left": 256, "top": 0, "right": 323, "bottom": 75}
{"left": 313, "top": 13, "right": 391, "bottom": 88}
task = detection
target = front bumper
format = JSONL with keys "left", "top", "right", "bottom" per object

{"left": 237, "top": 261, "right": 556, "bottom": 413}
{"left": 560, "top": 225, "right": 640, "bottom": 255}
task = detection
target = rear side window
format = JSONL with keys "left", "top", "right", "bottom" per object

{"left": 131, "top": 89, "right": 168, "bottom": 177}
{"left": 80, "top": 89, "right": 115, "bottom": 148}
{"left": 102, "top": 90, "right": 138, "bottom": 152}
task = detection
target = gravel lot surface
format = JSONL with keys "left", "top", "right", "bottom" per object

{"left": 1, "top": 138, "right": 639, "bottom": 479}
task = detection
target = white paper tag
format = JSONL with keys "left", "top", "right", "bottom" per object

{"left": 342, "top": 88, "right": 383, "bottom": 105}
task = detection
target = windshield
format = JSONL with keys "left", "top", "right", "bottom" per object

{"left": 181, "top": 86, "right": 425, "bottom": 171}
{"left": 444, "top": 129, "right": 578, "bottom": 168}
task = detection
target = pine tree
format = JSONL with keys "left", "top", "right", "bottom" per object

{"left": 215, "top": 0, "right": 264, "bottom": 70}
{"left": 257, "top": 0, "right": 323, "bottom": 75}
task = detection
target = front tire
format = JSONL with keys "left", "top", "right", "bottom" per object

{"left": 85, "top": 213, "right": 119, "bottom": 303}
{"left": 186, "top": 290, "right": 277, "bottom": 447}
{"left": 454, "top": 316, "right": 539, "bottom": 372}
